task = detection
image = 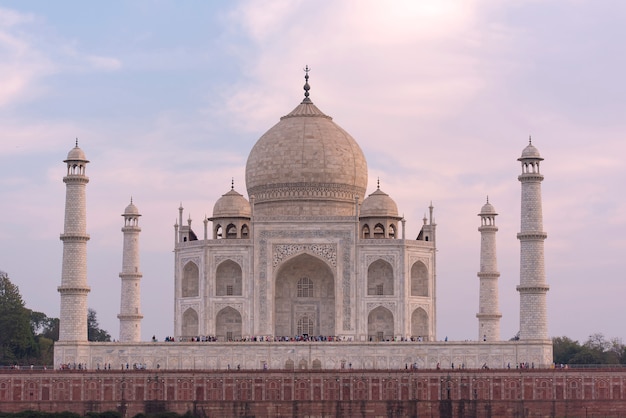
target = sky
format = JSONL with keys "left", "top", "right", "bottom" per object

{"left": 0, "top": 0, "right": 624, "bottom": 344}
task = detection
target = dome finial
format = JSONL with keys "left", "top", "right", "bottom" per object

{"left": 231, "top": 177, "right": 234, "bottom": 190}
{"left": 130, "top": 196, "right": 133, "bottom": 204}
{"left": 75, "top": 138, "right": 79, "bottom": 147}
{"left": 302, "top": 65, "right": 311, "bottom": 103}
{"left": 529, "top": 135, "right": 532, "bottom": 145}
{"left": 486, "top": 195, "right": 489, "bottom": 204}
{"left": 377, "top": 177, "right": 380, "bottom": 190}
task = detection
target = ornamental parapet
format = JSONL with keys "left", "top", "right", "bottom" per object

{"left": 119, "top": 272, "right": 143, "bottom": 279}
{"left": 516, "top": 232, "right": 547, "bottom": 240}
{"left": 476, "top": 312, "right": 502, "bottom": 319}
{"left": 63, "top": 175, "right": 90, "bottom": 184}
{"left": 117, "top": 313, "right": 144, "bottom": 320}
{"left": 477, "top": 272, "right": 500, "bottom": 279}
{"left": 57, "top": 285, "right": 91, "bottom": 294}
{"left": 60, "top": 233, "right": 90, "bottom": 241}
{"left": 478, "top": 225, "right": 498, "bottom": 232}
{"left": 517, "top": 173, "right": 544, "bottom": 181}
{"left": 516, "top": 285, "right": 550, "bottom": 293}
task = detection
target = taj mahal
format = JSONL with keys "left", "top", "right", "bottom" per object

{"left": 54, "top": 71, "right": 553, "bottom": 370}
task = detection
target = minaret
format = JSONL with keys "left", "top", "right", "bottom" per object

{"left": 58, "top": 140, "right": 90, "bottom": 342}
{"left": 118, "top": 198, "right": 143, "bottom": 342}
{"left": 476, "top": 197, "right": 502, "bottom": 341}
{"left": 517, "top": 139, "right": 549, "bottom": 340}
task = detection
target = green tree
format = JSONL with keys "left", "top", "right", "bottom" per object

{"left": 88, "top": 308, "right": 112, "bottom": 342}
{"left": 0, "top": 271, "right": 37, "bottom": 364}
{"left": 552, "top": 336, "right": 582, "bottom": 364}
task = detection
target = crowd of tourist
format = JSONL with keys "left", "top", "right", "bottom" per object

{"left": 155, "top": 334, "right": 429, "bottom": 343}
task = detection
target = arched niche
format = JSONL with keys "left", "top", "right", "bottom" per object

{"left": 182, "top": 261, "right": 199, "bottom": 297}
{"left": 182, "top": 308, "right": 198, "bottom": 337}
{"left": 410, "top": 261, "right": 428, "bottom": 297}
{"left": 411, "top": 307, "right": 429, "bottom": 340}
{"left": 367, "top": 259, "right": 394, "bottom": 296}
{"left": 215, "top": 306, "right": 242, "bottom": 342}
{"left": 216, "top": 260, "right": 242, "bottom": 296}
{"left": 368, "top": 306, "right": 394, "bottom": 341}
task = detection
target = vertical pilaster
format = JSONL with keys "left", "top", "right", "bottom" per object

{"left": 118, "top": 199, "right": 143, "bottom": 342}
{"left": 517, "top": 140, "right": 549, "bottom": 340}
{"left": 477, "top": 198, "right": 502, "bottom": 341}
{"left": 58, "top": 142, "right": 91, "bottom": 342}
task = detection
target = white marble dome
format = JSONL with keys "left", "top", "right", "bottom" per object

{"left": 212, "top": 188, "right": 251, "bottom": 218}
{"left": 124, "top": 200, "right": 140, "bottom": 216}
{"left": 245, "top": 93, "right": 368, "bottom": 216}
{"left": 360, "top": 188, "right": 399, "bottom": 218}
{"left": 65, "top": 143, "right": 89, "bottom": 162}
{"left": 480, "top": 200, "right": 497, "bottom": 215}
{"left": 520, "top": 141, "right": 542, "bottom": 160}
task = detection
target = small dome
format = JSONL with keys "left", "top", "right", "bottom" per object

{"left": 480, "top": 201, "right": 497, "bottom": 215}
{"left": 212, "top": 188, "right": 251, "bottom": 219}
{"left": 124, "top": 200, "right": 140, "bottom": 216}
{"left": 64, "top": 143, "right": 89, "bottom": 162}
{"left": 360, "top": 188, "right": 399, "bottom": 218}
{"left": 519, "top": 141, "right": 543, "bottom": 160}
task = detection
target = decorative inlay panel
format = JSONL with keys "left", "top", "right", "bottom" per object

{"left": 367, "top": 302, "right": 396, "bottom": 314}
{"left": 366, "top": 254, "right": 395, "bottom": 266}
{"left": 273, "top": 244, "right": 337, "bottom": 267}
{"left": 181, "top": 256, "right": 201, "bottom": 268}
{"left": 214, "top": 255, "right": 243, "bottom": 267}
{"left": 215, "top": 303, "right": 243, "bottom": 314}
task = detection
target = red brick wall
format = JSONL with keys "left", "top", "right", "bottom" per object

{"left": 0, "top": 368, "right": 625, "bottom": 417}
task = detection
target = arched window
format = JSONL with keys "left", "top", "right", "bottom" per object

{"left": 226, "top": 224, "right": 237, "bottom": 239}
{"left": 297, "top": 277, "right": 313, "bottom": 297}
{"left": 215, "top": 225, "right": 223, "bottom": 239}
{"left": 374, "top": 223, "right": 385, "bottom": 238}
{"left": 297, "top": 315, "right": 314, "bottom": 335}
{"left": 389, "top": 224, "right": 396, "bottom": 239}
{"left": 362, "top": 224, "right": 370, "bottom": 239}
{"left": 241, "top": 224, "right": 249, "bottom": 238}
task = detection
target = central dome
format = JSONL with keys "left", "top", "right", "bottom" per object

{"left": 245, "top": 80, "right": 368, "bottom": 217}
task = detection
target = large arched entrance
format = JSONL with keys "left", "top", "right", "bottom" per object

{"left": 274, "top": 253, "right": 335, "bottom": 338}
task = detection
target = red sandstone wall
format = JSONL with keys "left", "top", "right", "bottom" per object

{"left": 0, "top": 368, "right": 625, "bottom": 417}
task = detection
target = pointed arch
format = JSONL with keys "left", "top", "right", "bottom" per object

{"left": 274, "top": 253, "right": 335, "bottom": 337}
{"left": 389, "top": 224, "right": 396, "bottom": 239}
{"left": 216, "top": 260, "right": 242, "bottom": 296}
{"left": 373, "top": 223, "right": 385, "bottom": 238}
{"left": 215, "top": 225, "right": 223, "bottom": 239}
{"left": 362, "top": 224, "right": 370, "bottom": 239}
{"left": 182, "top": 261, "right": 199, "bottom": 297}
{"left": 411, "top": 261, "right": 429, "bottom": 297}
{"left": 241, "top": 224, "right": 249, "bottom": 238}
{"left": 182, "top": 308, "right": 198, "bottom": 337}
{"left": 226, "top": 223, "right": 237, "bottom": 239}
{"left": 368, "top": 306, "right": 394, "bottom": 341}
{"left": 368, "top": 259, "right": 394, "bottom": 296}
{"left": 216, "top": 307, "right": 242, "bottom": 342}
{"left": 411, "top": 308, "right": 429, "bottom": 340}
